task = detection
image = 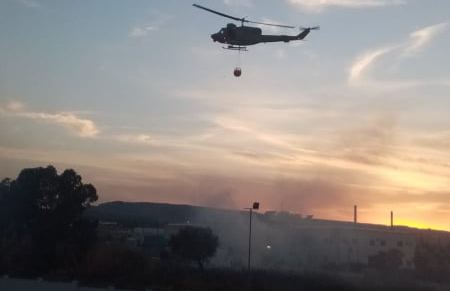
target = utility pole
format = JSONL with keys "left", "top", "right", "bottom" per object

{"left": 248, "top": 207, "right": 253, "bottom": 272}
{"left": 245, "top": 202, "right": 259, "bottom": 273}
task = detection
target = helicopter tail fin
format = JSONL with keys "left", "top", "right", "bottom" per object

{"left": 297, "top": 26, "right": 319, "bottom": 40}
{"left": 297, "top": 28, "right": 310, "bottom": 40}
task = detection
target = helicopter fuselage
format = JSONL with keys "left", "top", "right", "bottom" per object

{"left": 211, "top": 23, "right": 309, "bottom": 46}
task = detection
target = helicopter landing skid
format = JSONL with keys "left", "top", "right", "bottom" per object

{"left": 223, "top": 45, "right": 248, "bottom": 51}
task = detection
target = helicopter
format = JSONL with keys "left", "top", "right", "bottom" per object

{"left": 193, "top": 4, "right": 319, "bottom": 77}
{"left": 193, "top": 4, "right": 319, "bottom": 49}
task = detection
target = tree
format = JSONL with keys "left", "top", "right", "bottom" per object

{"left": 0, "top": 178, "right": 11, "bottom": 229}
{"left": 0, "top": 165, "right": 98, "bottom": 275}
{"left": 368, "top": 249, "right": 404, "bottom": 271}
{"left": 169, "top": 226, "right": 219, "bottom": 271}
{"left": 415, "top": 238, "right": 450, "bottom": 282}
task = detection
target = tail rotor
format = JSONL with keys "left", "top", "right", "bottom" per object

{"left": 300, "top": 26, "right": 320, "bottom": 31}
{"left": 297, "top": 26, "right": 320, "bottom": 40}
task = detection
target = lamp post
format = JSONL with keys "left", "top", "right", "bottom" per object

{"left": 245, "top": 202, "right": 259, "bottom": 273}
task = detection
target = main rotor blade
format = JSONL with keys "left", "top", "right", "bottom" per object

{"left": 193, "top": 3, "right": 295, "bottom": 29}
{"left": 193, "top": 4, "right": 243, "bottom": 22}
{"left": 247, "top": 20, "right": 295, "bottom": 29}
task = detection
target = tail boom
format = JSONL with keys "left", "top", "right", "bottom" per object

{"left": 259, "top": 28, "right": 314, "bottom": 44}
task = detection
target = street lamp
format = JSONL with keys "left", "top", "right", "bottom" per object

{"left": 245, "top": 202, "right": 259, "bottom": 273}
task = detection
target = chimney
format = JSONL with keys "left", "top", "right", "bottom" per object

{"left": 354, "top": 205, "right": 357, "bottom": 224}
{"left": 390, "top": 211, "right": 393, "bottom": 228}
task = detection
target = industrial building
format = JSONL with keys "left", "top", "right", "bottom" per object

{"left": 93, "top": 203, "right": 450, "bottom": 272}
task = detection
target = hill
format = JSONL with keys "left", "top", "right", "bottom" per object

{"left": 85, "top": 201, "right": 244, "bottom": 227}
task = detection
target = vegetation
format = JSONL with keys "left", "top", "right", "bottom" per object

{"left": 169, "top": 226, "right": 219, "bottom": 270}
{"left": 414, "top": 237, "right": 450, "bottom": 283}
{"left": 77, "top": 261, "right": 437, "bottom": 291}
{"left": 1, "top": 165, "right": 450, "bottom": 291}
{"left": 0, "top": 165, "right": 98, "bottom": 276}
{"left": 368, "top": 249, "right": 404, "bottom": 271}
{"left": 81, "top": 244, "right": 150, "bottom": 288}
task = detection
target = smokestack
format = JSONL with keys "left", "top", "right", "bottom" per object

{"left": 390, "top": 211, "right": 393, "bottom": 228}
{"left": 354, "top": 205, "right": 357, "bottom": 224}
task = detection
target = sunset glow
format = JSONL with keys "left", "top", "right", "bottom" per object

{"left": 1, "top": 0, "right": 450, "bottom": 231}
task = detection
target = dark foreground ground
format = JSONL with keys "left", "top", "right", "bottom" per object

{"left": 74, "top": 264, "right": 450, "bottom": 291}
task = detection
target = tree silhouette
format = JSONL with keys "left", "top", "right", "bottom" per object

{"left": 0, "top": 165, "right": 98, "bottom": 275}
{"left": 368, "top": 249, "right": 404, "bottom": 271}
{"left": 169, "top": 226, "right": 218, "bottom": 271}
{"left": 415, "top": 238, "right": 450, "bottom": 282}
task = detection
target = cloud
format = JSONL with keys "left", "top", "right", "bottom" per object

{"left": 349, "top": 46, "right": 396, "bottom": 83}
{"left": 223, "top": 0, "right": 253, "bottom": 7}
{"left": 212, "top": 116, "right": 298, "bottom": 152}
{"left": 274, "top": 177, "right": 361, "bottom": 216}
{"left": 129, "top": 11, "right": 173, "bottom": 38}
{"left": 5, "top": 101, "right": 25, "bottom": 111}
{"left": 337, "top": 115, "right": 396, "bottom": 165}
{"left": 413, "top": 131, "right": 450, "bottom": 151}
{"left": 287, "top": 0, "right": 405, "bottom": 12}
{"left": 403, "top": 22, "right": 450, "bottom": 56}
{"left": 0, "top": 101, "right": 99, "bottom": 138}
{"left": 349, "top": 22, "right": 450, "bottom": 86}
{"left": 129, "top": 26, "right": 157, "bottom": 38}
{"left": 16, "top": 0, "right": 40, "bottom": 8}
{"left": 112, "top": 133, "right": 154, "bottom": 145}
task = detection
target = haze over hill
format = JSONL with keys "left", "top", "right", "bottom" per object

{"left": 86, "top": 200, "right": 450, "bottom": 273}
{"left": 87, "top": 201, "right": 436, "bottom": 232}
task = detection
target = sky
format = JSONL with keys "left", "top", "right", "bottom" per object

{"left": 1, "top": 0, "right": 450, "bottom": 230}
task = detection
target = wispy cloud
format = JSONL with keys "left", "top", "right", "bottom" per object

{"left": 349, "top": 46, "right": 396, "bottom": 83}
{"left": 16, "top": 0, "right": 40, "bottom": 8}
{"left": 403, "top": 22, "right": 450, "bottom": 56}
{"left": 223, "top": 0, "right": 253, "bottom": 7}
{"left": 4, "top": 101, "right": 25, "bottom": 111}
{"left": 0, "top": 101, "right": 99, "bottom": 138}
{"left": 349, "top": 22, "right": 450, "bottom": 86}
{"left": 129, "top": 26, "right": 158, "bottom": 38}
{"left": 112, "top": 133, "right": 154, "bottom": 145}
{"left": 288, "top": 0, "right": 405, "bottom": 12}
{"left": 129, "top": 11, "right": 173, "bottom": 38}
